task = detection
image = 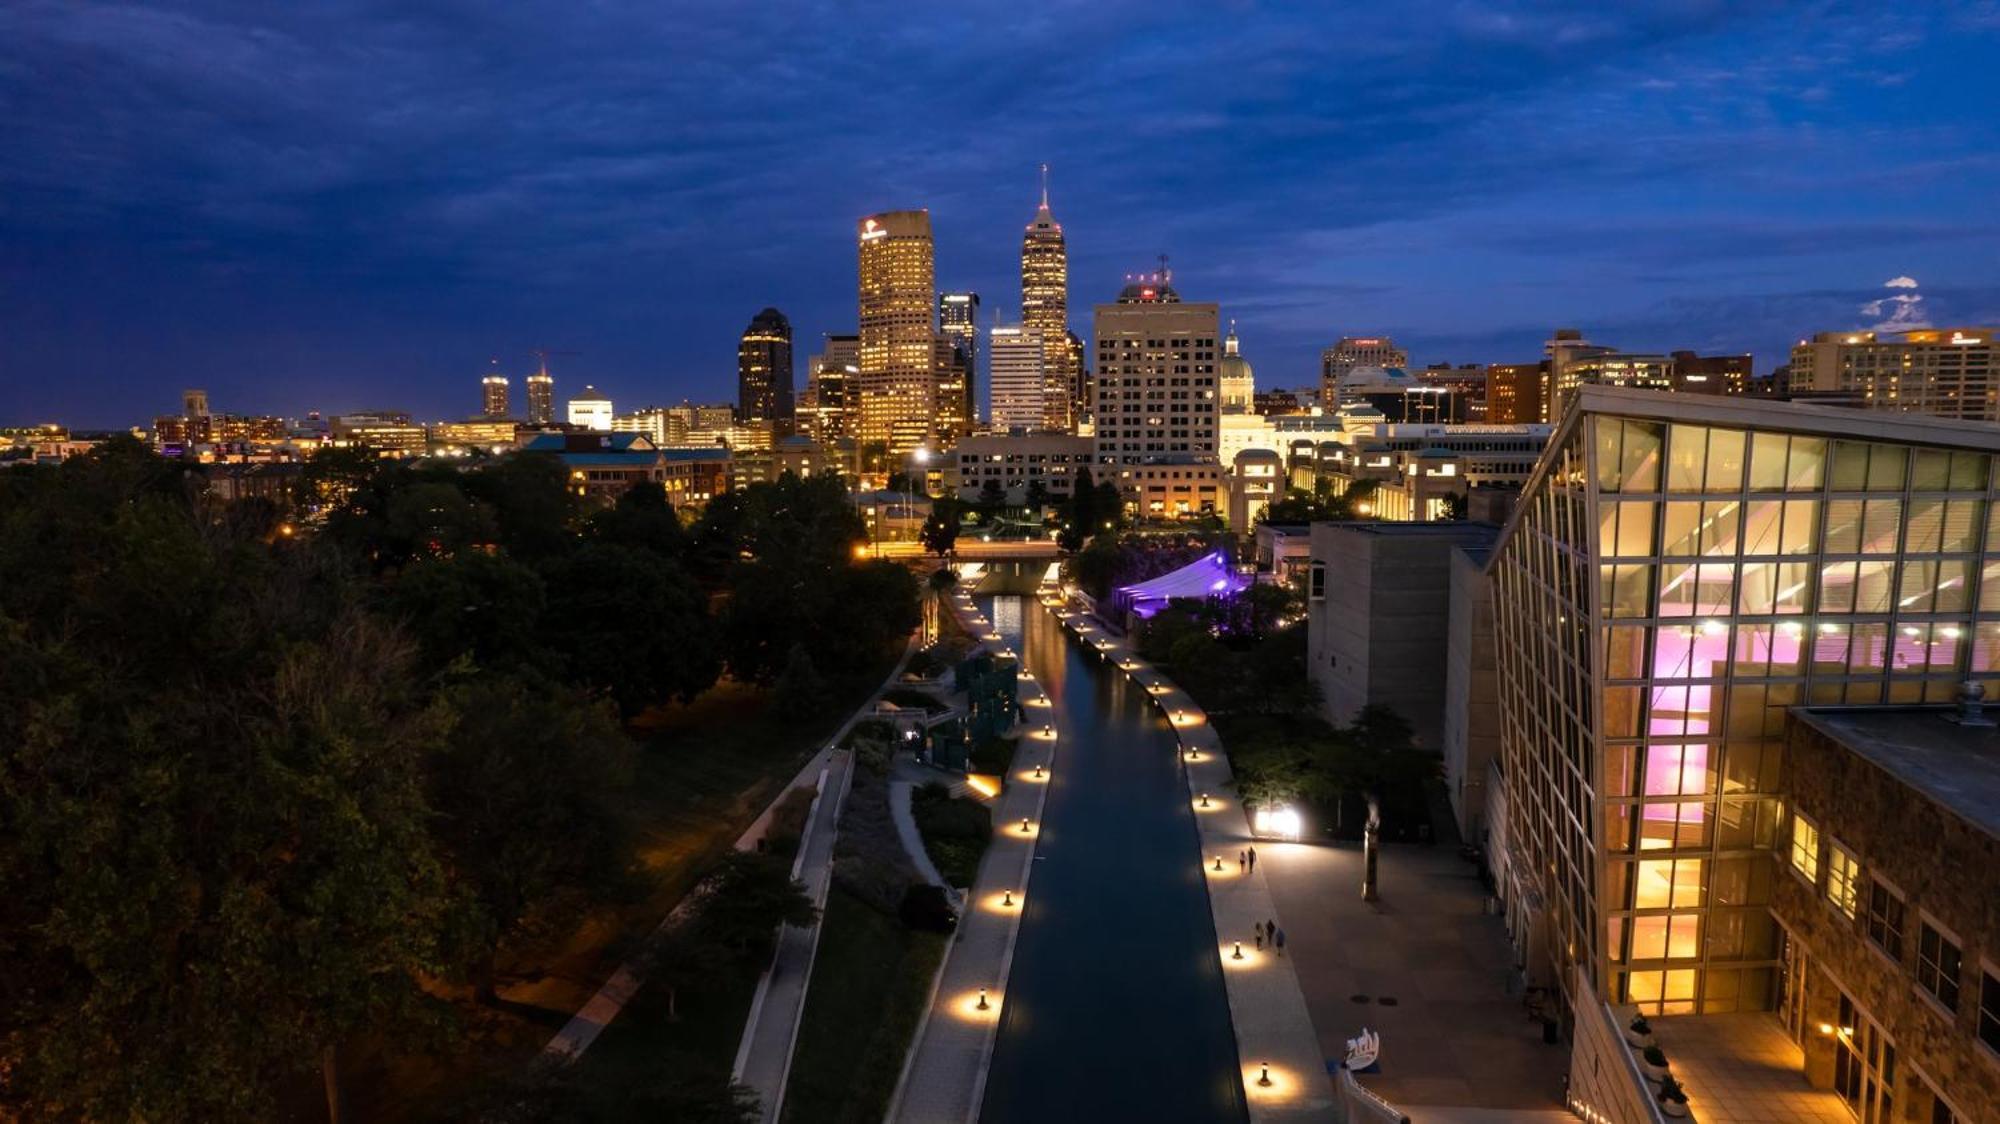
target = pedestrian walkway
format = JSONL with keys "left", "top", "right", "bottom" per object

{"left": 889, "top": 778, "right": 951, "bottom": 890}
{"left": 889, "top": 585, "right": 1061, "bottom": 1123}
{"left": 731, "top": 748, "right": 856, "bottom": 1121}
{"left": 1058, "top": 608, "right": 1338, "bottom": 1123}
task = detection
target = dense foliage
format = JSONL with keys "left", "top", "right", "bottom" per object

{"left": 1133, "top": 587, "right": 1442, "bottom": 841}
{"left": 0, "top": 439, "right": 910, "bottom": 1121}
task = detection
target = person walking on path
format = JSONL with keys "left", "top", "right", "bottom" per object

{"left": 1248, "top": 846, "right": 1258, "bottom": 873}
{"left": 1254, "top": 921, "right": 1265, "bottom": 950}
{"left": 1267, "top": 916, "right": 1276, "bottom": 941}
{"left": 1275, "top": 927, "right": 1287, "bottom": 955}
{"left": 1239, "top": 851, "right": 1247, "bottom": 873}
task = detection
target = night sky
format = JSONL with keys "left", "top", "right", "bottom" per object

{"left": 6, "top": 1, "right": 2000, "bottom": 428}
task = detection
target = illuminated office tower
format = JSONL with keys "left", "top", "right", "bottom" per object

{"left": 1021, "top": 167, "right": 1077, "bottom": 431}
{"left": 481, "top": 363, "right": 510, "bottom": 419}
{"left": 940, "top": 292, "right": 979, "bottom": 398}
{"left": 1320, "top": 336, "right": 1409, "bottom": 406}
{"left": 737, "top": 307, "right": 795, "bottom": 429}
{"left": 526, "top": 364, "right": 556, "bottom": 426}
{"left": 183, "top": 388, "right": 211, "bottom": 419}
{"left": 1491, "top": 385, "right": 2000, "bottom": 1025}
{"left": 857, "top": 210, "right": 938, "bottom": 455}
{"left": 1092, "top": 270, "right": 1222, "bottom": 516}
{"left": 804, "top": 334, "right": 858, "bottom": 442}
{"left": 1790, "top": 327, "right": 2000, "bottom": 422}
{"left": 989, "top": 325, "right": 1047, "bottom": 432}
{"left": 933, "top": 335, "right": 972, "bottom": 448}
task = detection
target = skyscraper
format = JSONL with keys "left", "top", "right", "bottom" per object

{"left": 932, "top": 336, "right": 972, "bottom": 448}
{"left": 857, "top": 210, "right": 937, "bottom": 456}
{"left": 989, "top": 325, "right": 1046, "bottom": 432}
{"left": 804, "top": 334, "right": 858, "bottom": 443}
{"left": 481, "top": 362, "right": 510, "bottom": 419}
{"left": 737, "top": 307, "right": 795, "bottom": 429}
{"left": 1092, "top": 270, "right": 1222, "bottom": 516}
{"left": 1319, "top": 336, "right": 1410, "bottom": 406}
{"left": 526, "top": 363, "right": 556, "bottom": 426}
{"left": 939, "top": 292, "right": 979, "bottom": 432}
{"left": 1021, "top": 167, "right": 1076, "bottom": 431}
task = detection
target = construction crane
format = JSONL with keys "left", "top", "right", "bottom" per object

{"left": 526, "top": 347, "right": 580, "bottom": 379}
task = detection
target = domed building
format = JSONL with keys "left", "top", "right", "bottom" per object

{"left": 1219, "top": 320, "right": 1255, "bottom": 414}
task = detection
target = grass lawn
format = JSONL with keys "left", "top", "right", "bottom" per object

{"left": 341, "top": 650, "right": 899, "bottom": 1124}
{"left": 779, "top": 888, "right": 948, "bottom": 1124}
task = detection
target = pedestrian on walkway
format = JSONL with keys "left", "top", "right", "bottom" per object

{"left": 1254, "top": 921, "right": 1265, "bottom": 949}
{"left": 1239, "top": 850, "right": 1247, "bottom": 872}
{"left": 1248, "top": 846, "right": 1258, "bottom": 873}
{"left": 1275, "top": 927, "right": 1287, "bottom": 955}
{"left": 1267, "top": 916, "right": 1276, "bottom": 939}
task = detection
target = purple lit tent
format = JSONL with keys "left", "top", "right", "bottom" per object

{"left": 1110, "top": 552, "right": 1250, "bottom": 620}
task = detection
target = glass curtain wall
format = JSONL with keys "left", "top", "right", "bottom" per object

{"left": 1496, "top": 409, "right": 1997, "bottom": 1015}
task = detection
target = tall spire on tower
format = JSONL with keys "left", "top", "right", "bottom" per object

{"left": 1040, "top": 162, "right": 1050, "bottom": 209}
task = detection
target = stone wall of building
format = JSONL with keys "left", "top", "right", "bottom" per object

{"left": 1776, "top": 714, "right": 2000, "bottom": 1122}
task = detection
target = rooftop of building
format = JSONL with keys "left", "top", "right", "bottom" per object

{"left": 1790, "top": 703, "right": 2000, "bottom": 841}
{"left": 1570, "top": 384, "right": 2000, "bottom": 452}
{"left": 1313, "top": 520, "right": 1502, "bottom": 540}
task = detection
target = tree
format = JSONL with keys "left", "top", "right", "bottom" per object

{"left": 1260, "top": 477, "right": 1379, "bottom": 525}
{"left": 689, "top": 851, "right": 817, "bottom": 965}
{"left": 1023, "top": 479, "right": 1050, "bottom": 512}
{"left": 1437, "top": 492, "right": 1468, "bottom": 521}
{"left": 588, "top": 480, "right": 690, "bottom": 558}
{"left": 0, "top": 516, "right": 454, "bottom": 1120}
{"left": 386, "top": 550, "right": 550, "bottom": 676}
{"left": 430, "top": 676, "right": 637, "bottom": 1001}
{"left": 772, "top": 642, "right": 831, "bottom": 715}
{"left": 975, "top": 478, "right": 1008, "bottom": 517}
{"left": 919, "top": 497, "right": 961, "bottom": 559}
{"left": 1058, "top": 468, "right": 1099, "bottom": 552}
{"left": 540, "top": 543, "right": 720, "bottom": 715}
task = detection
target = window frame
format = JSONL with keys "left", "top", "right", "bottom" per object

{"left": 1789, "top": 812, "right": 1822, "bottom": 888}
{"left": 1915, "top": 913, "right": 1964, "bottom": 1016}
{"left": 1864, "top": 875, "right": 1906, "bottom": 965}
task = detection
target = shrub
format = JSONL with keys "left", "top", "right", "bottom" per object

{"left": 1642, "top": 1045, "right": 1668, "bottom": 1069}
{"left": 761, "top": 785, "right": 818, "bottom": 859}
{"left": 969, "top": 735, "right": 1017, "bottom": 776}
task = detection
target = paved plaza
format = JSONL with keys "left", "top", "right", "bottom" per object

{"left": 1652, "top": 1012, "right": 1849, "bottom": 1124}
{"left": 1258, "top": 840, "right": 1571, "bottom": 1119}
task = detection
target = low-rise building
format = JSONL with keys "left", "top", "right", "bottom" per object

{"left": 1306, "top": 520, "right": 1500, "bottom": 752}
{"left": 1771, "top": 704, "right": 2000, "bottom": 1124}
{"left": 949, "top": 432, "right": 1094, "bottom": 505}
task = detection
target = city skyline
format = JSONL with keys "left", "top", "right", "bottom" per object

{"left": 7, "top": 3, "right": 2000, "bottom": 428}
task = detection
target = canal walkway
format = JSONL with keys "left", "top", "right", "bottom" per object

{"left": 888, "top": 585, "right": 1062, "bottom": 1123}
{"left": 1058, "top": 608, "right": 1338, "bottom": 1123}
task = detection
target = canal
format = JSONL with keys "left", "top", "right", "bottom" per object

{"left": 978, "top": 592, "right": 1245, "bottom": 1123}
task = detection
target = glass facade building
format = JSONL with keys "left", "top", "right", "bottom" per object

{"left": 1492, "top": 386, "right": 2000, "bottom": 1018}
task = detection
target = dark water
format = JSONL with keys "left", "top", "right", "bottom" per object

{"left": 978, "top": 593, "right": 1246, "bottom": 1123}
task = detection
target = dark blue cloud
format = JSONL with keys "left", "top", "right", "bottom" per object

{"left": 3, "top": 0, "right": 1999, "bottom": 424}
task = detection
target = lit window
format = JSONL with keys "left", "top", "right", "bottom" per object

{"left": 1826, "top": 844, "right": 1860, "bottom": 919}
{"left": 1789, "top": 814, "right": 1821, "bottom": 884}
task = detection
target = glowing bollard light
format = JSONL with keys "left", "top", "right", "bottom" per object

{"left": 1185, "top": 747, "right": 1200, "bottom": 762}
{"left": 1232, "top": 941, "right": 1245, "bottom": 961}
{"left": 1003, "top": 888, "right": 1014, "bottom": 908}
{"left": 1258, "top": 1063, "right": 1273, "bottom": 1088}
{"left": 977, "top": 987, "right": 990, "bottom": 1011}
{"left": 1019, "top": 817, "right": 1031, "bottom": 834}
{"left": 1212, "top": 856, "right": 1224, "bottom": 872}
{"left": 1200, "top": 793, "right": 1211, "bottom": 807}
{"left": 1033, "top": 763, "right": 1044, "bottom": 778}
